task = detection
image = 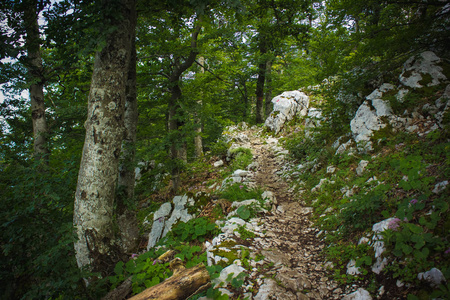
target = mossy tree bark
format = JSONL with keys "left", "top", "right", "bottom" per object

{"left": 73, "top": 0, "right": 136, "bottom": 274}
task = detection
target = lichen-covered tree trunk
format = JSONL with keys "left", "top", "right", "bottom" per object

{"left": 194, "top": 57, "right": 205, "bottom": 158}
{"left": 23, "top": 1, "right": 49, "bottom": 161}
{"left": 73, "top": 0, "right": 135, "bottom": 273}
{"left": 117, "top": 17, "right": 139, "bottom": 254}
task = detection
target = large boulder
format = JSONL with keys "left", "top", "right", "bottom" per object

{"left": 265, "top": 91, "right": 309, "bottom": 134}
{"left": 399, "top": 51, "right": 447, "bottom": 88}
{"left": 350, "top": 83, "right": 394, "bottom": 147}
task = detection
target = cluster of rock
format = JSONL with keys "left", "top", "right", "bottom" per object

{"left": 265, "top": 51, "right": 449, "bottom": 154}
{"left": 348, "top": 51, "right": 449, "bottom": 152}
{"left": 264, "top": 91, "right": 310, "bottom": 134}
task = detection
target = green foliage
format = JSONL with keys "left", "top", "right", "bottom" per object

{"left": 167, "top": 217, "right": 219, "bottom": 243}
{"left": 210, "top": 138, "right": 231, "bottom": 158}
{"left": 109, "top": 249, "right": 172, "bottom": 294}
{"left": 219, "top": 183, "right": 263, "bottom": 203}
{"left": 229, "top": 147, "right": 253, "bottom": 171}
{"left": 0, "top": 159, "right": 85, "bottom": 299}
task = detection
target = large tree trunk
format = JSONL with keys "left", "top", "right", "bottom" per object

{"left": 73, "top": 0, "right": 135, "bottom": 274}
{"left": 23, "top": 1, "right": 49, "bottom": 162}
{"left": 117, "top": 14, "right": 139, "bottom": 254}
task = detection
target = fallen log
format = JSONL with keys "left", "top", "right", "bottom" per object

{"left": 128, "top": 262, "right": 211, "bottom": 300}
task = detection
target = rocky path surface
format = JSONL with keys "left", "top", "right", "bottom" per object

{"left": 233, "top": 129, "right": 342, "bottom": 300}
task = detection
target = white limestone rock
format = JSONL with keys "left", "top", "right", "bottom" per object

{"left": 342, "top": 288, "right": 372, "bottom": 300}
{"left": 418, "top": 267, "right": 446, "bottom": 287}
{"left": 432, "top": 180, "right": 448, "bottom": 194}
{"left": 212, "top": 264, "right": 246, "bottom": 287}
{"left": 350, "top": 101, "right": 386, "bottom": 144}
{"left": 147, "top": 202, "right": 172, "bottom": 250}
{"left": 265, "top": 90, "right": 310, "bottom": 134}
{"left": 346, "top": 259, "right": 361, "bottom": 275}
{"left": 356, "top": 160, "right": 369, "bottom": 176}
{"left": 233, "top": 169, "right": 249, "bottom": 177}
{"left": 213, "top": 160, "right": 224, "bottom": 167}
{"left": 399, "top": 51, "right": 447, "bottom": 88}
{"left": 262, "top": 190, "right": 276, "bottom": 205}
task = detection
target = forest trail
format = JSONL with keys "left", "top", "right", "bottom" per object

{"left": 230, "top": 128, "right": 342, "bottom": 300}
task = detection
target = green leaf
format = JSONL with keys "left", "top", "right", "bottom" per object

{"left": 144, "top": 280, "right": 152, "bottom": 288}
{"left": 151, "top": 276, "right": 160, "bottom": 286}
{"left": 405, "top": 223, "right": 423, "bottom": 234}
{"left": 401, "top": 243, "right": 413, "bottom": 255}
{"left": 411, "top": 234, "right": 425, "bottom": 249}
{"left": 126, "top": 260, "right": 136, "bottom": 273}
{"left": 236, "top": 206, "right": 250, "bottom": 220}
{"left": 195, "top": 226, "right": 207, "bottom": 237}
{"left": 114, "top": 261, "right": 124, "bottom": 275}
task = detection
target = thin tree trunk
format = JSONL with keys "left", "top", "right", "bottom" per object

{"left": 255, "top": 40, "right": 267, "bottom": 124}
{"left": 117, "top": 13, "right": 139, "bottom": 254}
{"left": 264, "top": 60, "right": 273, "bottom": 118}
{"left": 73, "top": 0, "right": 135, "bottom": 274}
{"left": 242, "top": 79, "right": 248, "bottom": 120}
{"left": 194, "top": 56, "right": 204, "bottom": 158}
{"left": 167, "top": 20, "right": 202, "bottom": 193}
{"left": 24, "top": 1, "right": 49, "bottom": 162}
{"left": 168, "top": 84, "right": 182, "bottom": 192}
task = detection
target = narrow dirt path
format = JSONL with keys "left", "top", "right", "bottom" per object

{"left": 244, "top": 129, "right": 341, "bottom": 300}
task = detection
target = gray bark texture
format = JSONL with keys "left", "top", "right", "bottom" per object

{"left": 24, "top": 1, "right": 49, "bottom": 161}
{"left": 73, "top": 0, "right": 136, "bottom": 273}
{"left": 194, "top": 56, "right": 204, "bottom": 158}
{"left": 117, "top": 10, "right": 139, "bottom": 254}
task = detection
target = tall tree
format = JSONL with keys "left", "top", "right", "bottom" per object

{"left": 23, "top": 0, "right": 49, "bottom": 161}
{"left": 167, "top": 19, "right": 202, "bottom": 191}
{"left": 194, "top": 56, "right": 205, "bottom": 158}
{"left": 73, "top": 0, "right": 136, "bottom": 273}
{"left": 245, "top": 0, "right": 312, "bottom": 123}
{"left": 116, "top": 9, "right": 139, "bottom": 253}
{"left": 0, "top": 0, "right": 51, "bottom": 161}
{"left": 117, "top": 14, "right": 139, "bottom": 253}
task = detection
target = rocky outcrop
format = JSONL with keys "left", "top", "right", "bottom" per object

{"left": 347, "top": 51, "right": 449, "bottom": 152}
{"left": 265, "top": 90, "right": 309, "bottom": 134}
{"left": 146, "top": 195, "right": 194, "bottom": 250}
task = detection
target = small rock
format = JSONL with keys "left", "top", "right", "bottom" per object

{"left": 346, "top": 259, "right": 361, "bottom": 275}
{"left": 213, "top": 264, "right": 246, "bottom": 287}
{"left": 432, "top": 180, "right": 448, "bottom": 194}
{"left": 342, "top": 288, "right": 372, "bottom": 300}
{"left": 356, "top": 160, "right": 369, "bottom": 176}
{"left": 327, "top": 166, "right": 336, "bottom": 173}
{"left": 418, "top": 267, "right": 446, "bottom": 287}
{"left": 213, "top": 160, "right": 224, "bottom": 167}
